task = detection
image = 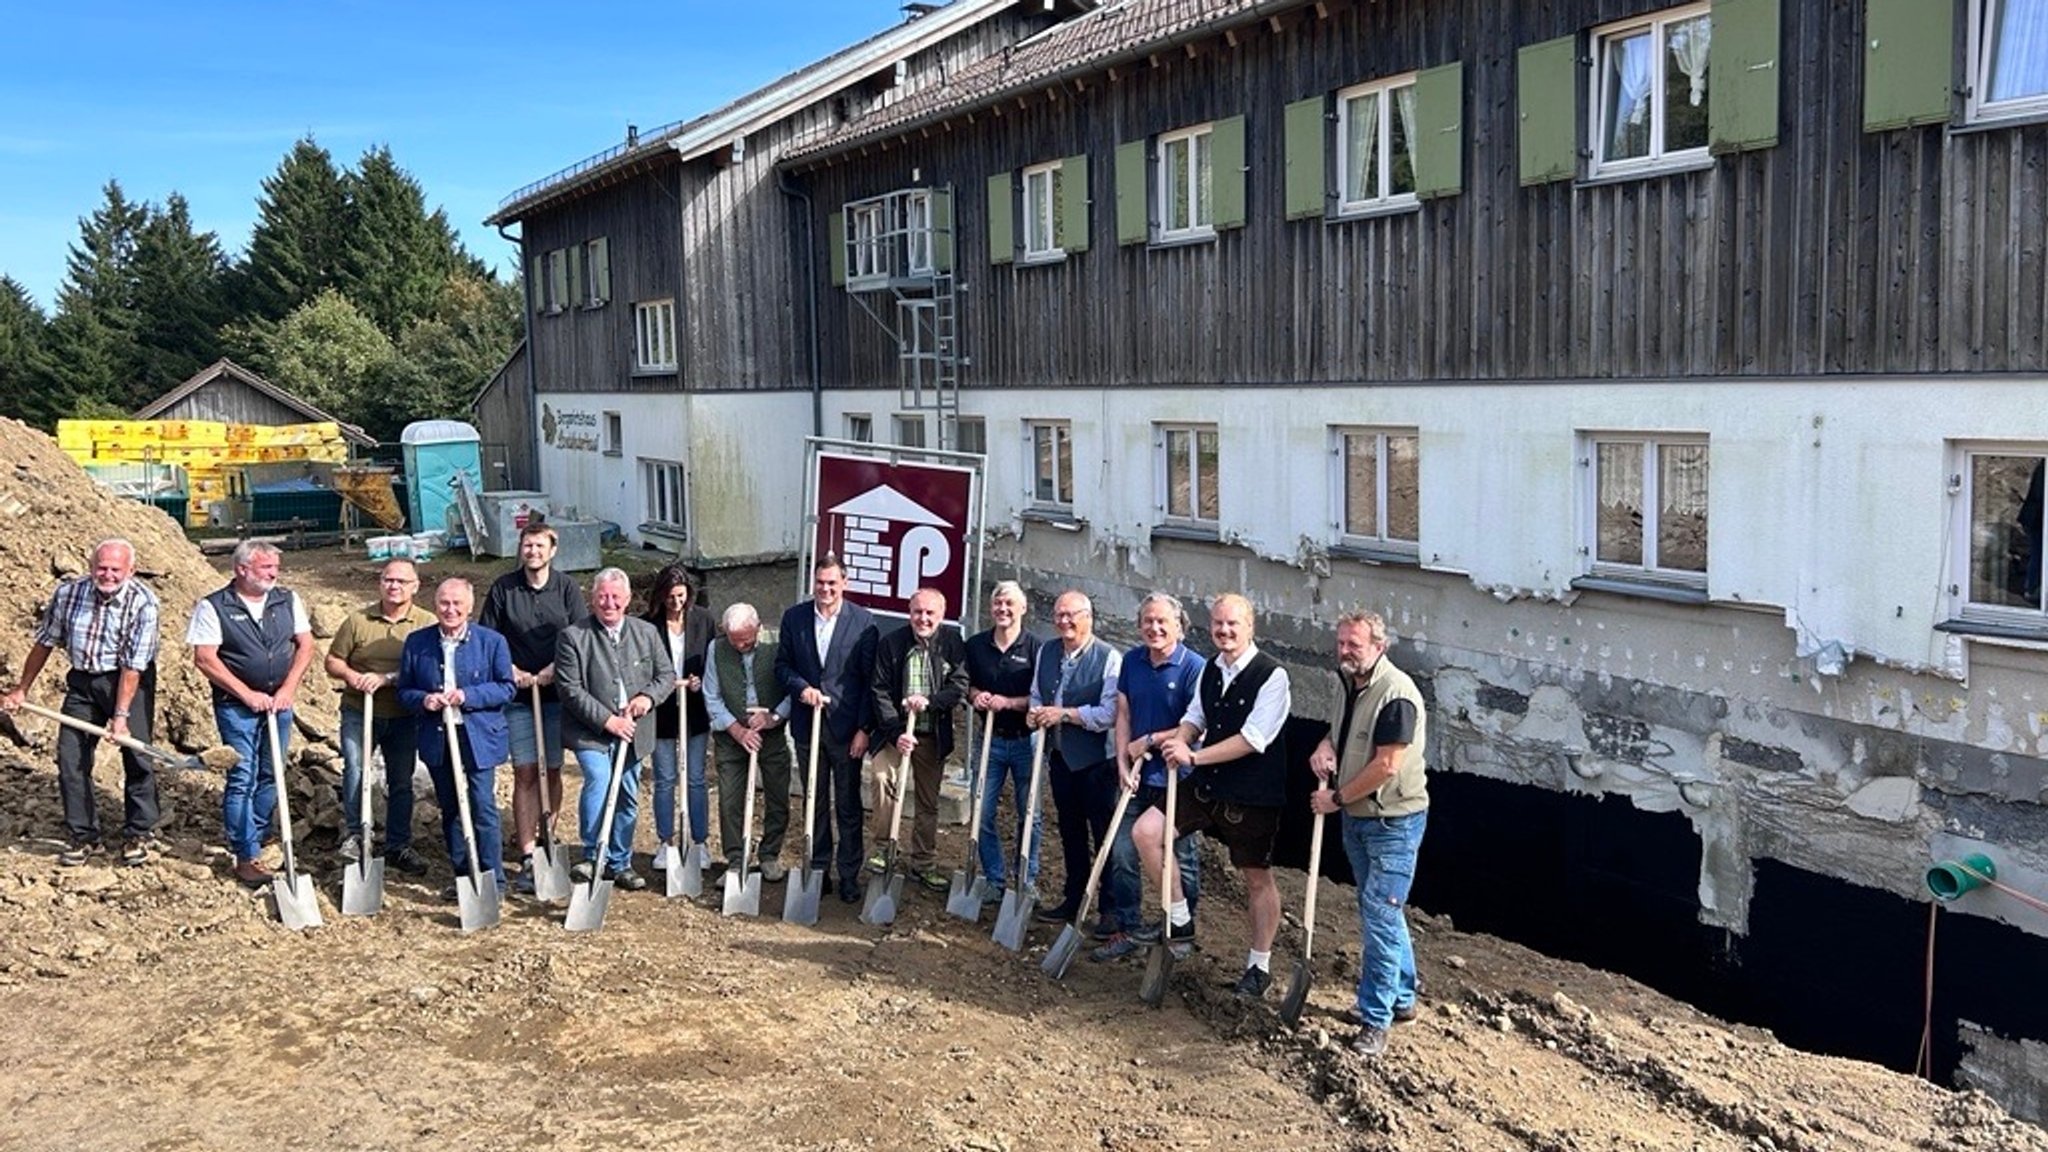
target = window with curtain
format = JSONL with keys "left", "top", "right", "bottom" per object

{"left": 1593, "top": 3, "right": 1712, "bottom": 176}
{"left": 1584, "top": 433, "right": 1709, "bottom": 585}
{"left": 1976, "top": 0, "right": 2048, "bottom": 121}
{"left": 1022, "top": 161, "right": 1065, "bottom": 257}
{"left": 1336, "top": 75, "right": 1419, "bottom": 213}
{"left": 1157, "top": 124, "right": 1214, "bottom": 238}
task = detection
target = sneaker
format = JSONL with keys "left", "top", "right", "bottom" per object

{"left": 1130, "top": 919, "right": 1164, "bottom": 944}
{"left": 118, "top": 839, "right": 152, "bottom": 867}
{"left": 571, "top": 860, "right": 597, "bottom": 883}
{"left": 440, "top": 883, "right": 461, "bottom": 903}
{"left": 1035, "top": 901, "right": 1078, "bottom": 925}
{"left": 979, "top": 884, "right": 1006, "bottom": 907}
{"left": 509, "top": 870, "right": 537, "bottom": 897}
{"left": 1164, "top": 917, "right": 1197, "bottom": 945}
{"left": 387, "top": 846, "right": 429, "bottom": 876}
{"left": 1352, "top": 1025, "right": 1390, "bottom": 1057}
{"left": 233, "top": 858, "right": 272, "bottom": 887}
{"left": 337, "top": 834, "right": 362, "bottom": 863}
{"left": 609, "top": 868, "right": 648, "bottom": 892}
{"left": 692, "top": 843, "right": 713, "bottom": 871}
{"left": 1394, "top": 1002, "right": 1419, "bottom": 1024}
{"left": 760, "top": 860, "right": 788, "bottom": 884}
{"left": 1090, "top": 933, "right": 1142, "bottom": 962}
{"left": 1088, "top": 914, "right": 1120, "bottom": 942}
{"left": 1234, "top": 966, "right": 1273, "bottom": 999}
{"left": 916, "top": 867, "right": 949, "bottom": 893}
{"left": 57, "top": 842, "right": 102, "bottom": 867}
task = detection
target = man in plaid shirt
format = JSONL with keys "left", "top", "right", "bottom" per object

{"left": 2, "top": 538, "right": 163, "bottom": 866}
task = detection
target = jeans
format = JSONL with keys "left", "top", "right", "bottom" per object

{"left": 1047, "top": 755, "right": 1114, "bottom": 910}
{"left": 651, "top": 732, "right": 709, "bottom": 845}
{"left": 1106, "top": 782, "right": 1200, "bottom": 932}
{"left": 216, "top": 700, "right": 293, "bottom": 862}
{"left": 975, "top": 734, "right": 1041, "bottom": 890}
{"left": 1341, "top": 809, "right": 1427, "bottom": 1029}
{"left": 338, "top": 707, "right": 420, "bottom": 852}
{"left": 427, "top": 730, "right": 503, "bottom": 885}
{"left": 575, "top": 745, "right": 642, "bottom": 872}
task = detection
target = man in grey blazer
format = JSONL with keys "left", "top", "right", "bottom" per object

{"left": 556, "top": 568, "right": 675, "bottom": 890}
{"left": 775, "top": 554, "right": 878, "bottom": 902}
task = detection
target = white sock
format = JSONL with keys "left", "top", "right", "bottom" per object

{"left": 1248, "top": 949, "right": 1271, "bottom": 972}
{"left": 1167, "top": 899, "right": 1191, "bottom": 927}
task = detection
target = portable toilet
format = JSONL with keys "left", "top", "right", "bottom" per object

{"left": 400, "top": 420, "right": 483, "bottom": 542}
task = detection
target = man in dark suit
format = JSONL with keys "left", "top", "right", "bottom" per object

{"left": 396, "top": 578, "right": 516, "bottom": 897}
{"left": 775, "top": 554, "right": 878, "bottom": 902}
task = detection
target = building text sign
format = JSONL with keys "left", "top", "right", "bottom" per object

{"left": 811, "top": 450, "right": 974, "bottom": 620}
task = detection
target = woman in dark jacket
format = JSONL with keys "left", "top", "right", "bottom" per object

{"left": 644, "top": 565, "right": 718, "bottom": 870}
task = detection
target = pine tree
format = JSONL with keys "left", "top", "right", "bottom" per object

{"left": 0, "top": 277, "right": 63, "bottom": 428}
{"left": 128, "top": 193, "right": 228, "bottom": 407}
{"left": 343, "top": 146, "right": 465, "bottom": 338}
{"left": 236, "top": 137, "right": 351, "bottom": 327}
{"left": 43, "top": 181, "right": 149, "bottom": 411}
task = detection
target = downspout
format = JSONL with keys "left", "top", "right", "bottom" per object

{"left": 777, "top": 166, "right": 824, "bottom": 437}
{"left": 497, "top": 221, "right": 539, "bottom": 489}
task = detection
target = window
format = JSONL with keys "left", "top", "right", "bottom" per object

{"left": 905, "top": 191, "right": 934, "bottom": 275}
{"left": 1952, "top": 445, "right": 2046, "bottom": 626}
{"left": 849, "top": 201, "right": 886, "bottom": 281}
{"left": 846, "top": 414, "right": 874, "bottom": 443}
{"left": 1022, "top": 161, "right": 1065, "bottom": 258}
{"left": 894, "top": 414, "right": 927, "bottom": 448}
{"left": 641, "top": 459, "right": 687, "bottom": 535}
{"left": 1584, "top": 434, "right": 1708, "bottom": 585}
{"left": 1028, "top": 421, "right": 1073, "bottom": 507}
{"left": 1156, "top": 124, "right": 1214, "bottom": 239}
{"left": 602, "top": 411, "right": 624, "bottom": 457}
{"left": 954, "top": 416, "right": 987, "bottom": 456}
{"left": 1157, "top": 423, "right": 1220, "bottom": 525}
{"left": 579, "top": 238, "right": 610, "bottom": 308}
{"left": 634, "top": 300, "right": 676, "bottom": 372}
{"left": 534, "top": 249, "right": 568, "bottom": 314}
{"left": 1333, "top": 428, "right": 1420, "bottom": 554}
{"left": 1971, "top": 0, "right": 2048, "bottom": 123}
{"left": 1592, "top": 4, "right": 1712, "bottom": 176}
{"left": 1336, "top": 76, "right": 1419, "bottom": 212}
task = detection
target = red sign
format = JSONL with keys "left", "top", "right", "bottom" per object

{"left": 812, "top": 451, "right": 975, "bottom": 620}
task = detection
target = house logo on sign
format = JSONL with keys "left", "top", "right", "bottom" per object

{"left": 825, "top": 485, "right": 953, "bottom": 600}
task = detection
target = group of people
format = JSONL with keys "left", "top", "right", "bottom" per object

{"left": 4, "top": 527, "right": 1433, "bottom": 1058}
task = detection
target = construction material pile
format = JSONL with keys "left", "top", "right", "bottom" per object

{"left": 58, "top": 417, "right": 352, "bottom": 528}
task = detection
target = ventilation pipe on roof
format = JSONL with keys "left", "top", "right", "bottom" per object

{"left": 776, "top": 168, "right": 823, "bottom": 438}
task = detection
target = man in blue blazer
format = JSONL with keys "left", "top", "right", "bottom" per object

{"left": 775, "top": 554, "right": 879, "bottom": 902}
{"left": 398, "top": 578, "right": 517, "bottom": 895}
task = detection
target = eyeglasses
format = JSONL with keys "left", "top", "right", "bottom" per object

{"left": 1053, "top": 609, "right": 1090, "bottom": 621}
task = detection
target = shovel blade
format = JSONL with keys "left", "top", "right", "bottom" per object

{"left": 272, "top": 872, "right": 323, "bottom": 931}
{"left": 723, "top": 869, "right": 761, "bottom": 917}
{"left": 564, "top": 879, "right": 613, "bottom": 931}
{"left": 945, "top": 868, "right": 982, "bottom": 922}
{"left": 781, "top": 868, "right": 822, "bottom": 925}
{"left": 1043, "top": 925, "right": 1082, "bottom": 979}
{"left": 992, "top": 890, "right": 1033, "bottom": 952}
{"left": 1139, "top": 943, "right": 1175, "bottom": 1007}
{"left": 531, "top": 843, "right": 572, "bottom": 903}
{"left": 861, "top": 873, "right": 902, "bottom": 927}
{"left": 1278, "top": 962, "right": 1312, "bottom": 1026}
{"left": 655, "top": 843, "right": 681, "bottom": 875}
{"left": 672, "top": 853, "right": 704, "bottom": 899}
{"left": 340, "top": 858, "right": 385, "bottom": 917}
{"left": 456, "top": 873, "right": 501, "bottom": 933}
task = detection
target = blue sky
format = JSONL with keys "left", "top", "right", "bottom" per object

{"left": 0, "top": 1, "right": 904, "bottom": 313}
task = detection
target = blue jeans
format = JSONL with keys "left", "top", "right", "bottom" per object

{"left": 339, "top": 707, "right": 420, "bottom": 852}
{"left": 651, "top": 733, "right": 709, "bottom": 845}
{"left": 1341, "top": 809, "right": 1427, "bottom": 1029}
{"left": 427, "top": 732, "right": 503, "bottom": 885}
{"left": 216, "top": 701, "right": 293, "bottom": 861}
{"left": 576, "top": 745, "right": 642, "bottom": 872}
{"left": 975, "top": 734, "right": 1042, "bottom": 890}
{"left": 1106, "top": 782, "right": 1200, "bottom": 932}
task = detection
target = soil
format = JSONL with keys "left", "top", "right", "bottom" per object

{"left": 0, "top": 417, "right": 2043, "bottom": 1152}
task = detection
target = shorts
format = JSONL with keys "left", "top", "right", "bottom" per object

{"left": 506, "top": 699, "right": 565, "bottom": 769}
{"left": 1173, "top": 787, "right": 1281, "bottom": 869}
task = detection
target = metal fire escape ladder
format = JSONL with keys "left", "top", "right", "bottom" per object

{"left": 840, "top": 185, "right": 966, "bottom": 450}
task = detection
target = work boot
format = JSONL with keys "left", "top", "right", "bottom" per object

{"left": 609, "top": 868, "right": 648, "bottom": 892}
{"left": 233, "top": 858, "right": 272, "bottom": 887}
{"left": 387, "top": 846, "right": 429, "bottom": 876}
{"left": 1352, "top": 1025, "right": 1390, "bottom": 1057}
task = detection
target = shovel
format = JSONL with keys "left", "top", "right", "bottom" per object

{"left": 565, "top": 736, "right": 632, "bottom": 932}
{"left": 442, "top": 701, "right": 500, "bottom": 933}
{"left": 860, "top": 732, "right": 917, "bottom": 927}
{"left": 1139, "top": 762, "right": 1182, "bottom": 1007}
{"left": 264, "top": 709, "right": 322, "bottom": 931}
{"left": 527, "top": 683, "right": 572, "bottom": 903}
{"left": 781, "top": 696, "right": 828, "bottom": 926}
{"left": 946, "top": 713, "right": 996, "bottom": 922}
{"left": 664, "top": 686, "right": 703, "bottom": 899}
{"left": 341, "top": 691, "right": 385, "bottom": 917}
{"left": 17, "top": 700, "right": 227, "bottom": 773}
{"left": 992, "top": 729, "right": 1048, "bottom": 952}
{"left": 1045, "top": 781, "right": 1136, "bottom": 979}
{"left": 1279, "top": 789, "right": 1331, "bottom": 1026}
{"left": 722, "top": 710, "right": 766, "bottom": 917}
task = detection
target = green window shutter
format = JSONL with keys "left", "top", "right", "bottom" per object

{"left": 1709, "top": 0, "right": 1780, "bottom": 152}
{"left": 1863, "top": 0, "right": 1953, "bottom": 131}
{"left": 1060, "top": 154, "right": 1090, "bottom": 252}
{"left": 828, "top": 210, "right": 846, "bottom": 286}
{"left": 1413, "top": 62, "right": 1465, "bottom": 199}
{"left": 933, "top": 189, "right": 954, "bottom": 272}
{"left": 1283, "top": 96, "right": 1327, "bottom": 220}
{"left": 1115, "top": 139, "right": 1149, "bottom": 245}
{"left": 1210, "top": 115, "right": 1248, "bottom": 230}
{"left": 1518, "top": 35, "right": 1579, "bottom": 186}
{"left": 592, "top": 238, "right": 611, "bottom": 304}
{"left": 986, "top": 172, "right": 1013, "bottom": 265}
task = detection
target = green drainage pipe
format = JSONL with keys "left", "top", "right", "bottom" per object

{"left": 1926, "top": 854, "right": 1996, "bottom": 902}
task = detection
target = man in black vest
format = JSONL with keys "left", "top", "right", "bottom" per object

{"left": 188, "top": 540, "right": 317, "bottom": 887}
{"left": 1138, "top": 593, "right": 1293, "bottom": 998}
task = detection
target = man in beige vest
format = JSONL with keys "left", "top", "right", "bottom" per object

{"left": 1309, "top": 610, "right": 1428, "bottom": 1058}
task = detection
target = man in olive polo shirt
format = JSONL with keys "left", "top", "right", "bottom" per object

{"left": 324, "top": 557, "right": 436, "bottom": 872}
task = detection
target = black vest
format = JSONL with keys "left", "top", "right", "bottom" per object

{"left": 1192, "top": 651, "right": 1285, "bottom": 807}
{"left": 206, "top": 585, "right": 297, "bottom": 703}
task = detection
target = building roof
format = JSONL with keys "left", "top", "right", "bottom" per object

{"left": 784, "top": 0, "right": 1281, "bottom": 166}
{"left": 488, "top": 0, "right": 1093, "bottom": 226}
{"left": 133, "top": 358, "right": 378, "bottom": 447}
